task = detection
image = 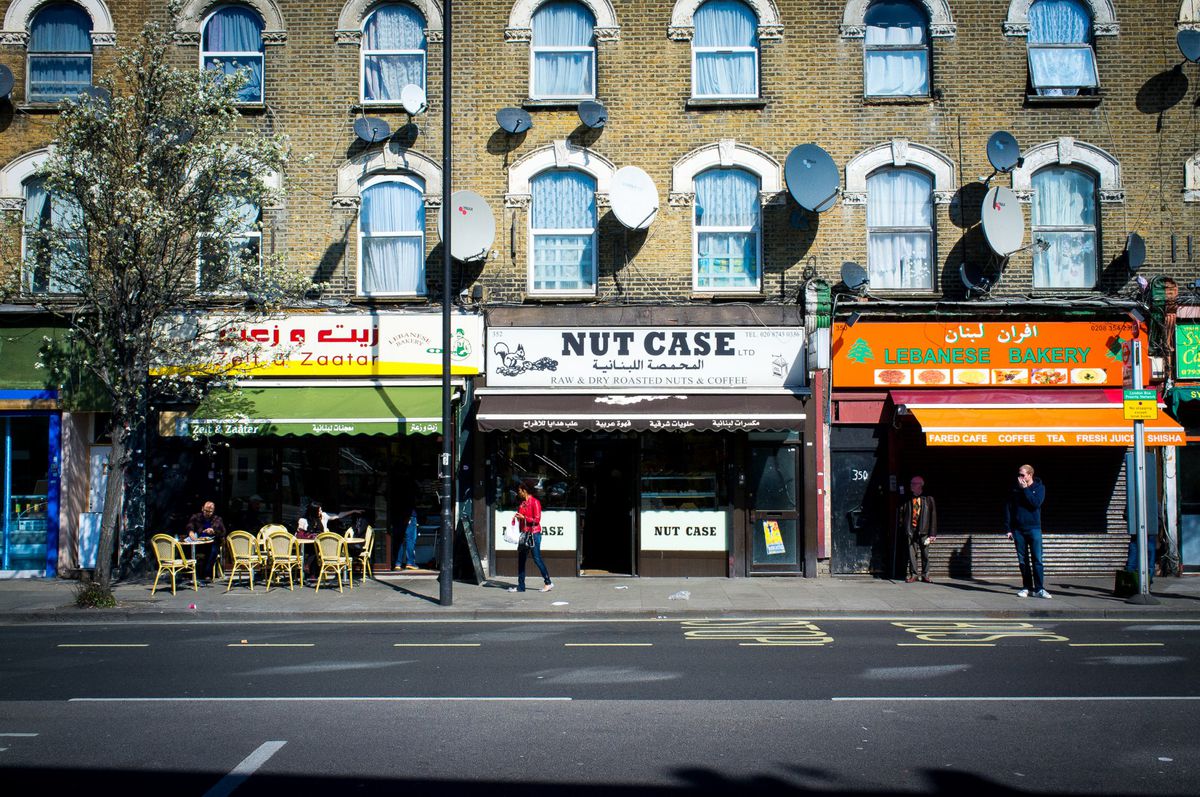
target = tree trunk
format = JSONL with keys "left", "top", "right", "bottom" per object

{"left": 93, "top": 429, "right": 128, "bottom": 590}
{"left": 117, "top": 404, "right": 149, "bottom": 579}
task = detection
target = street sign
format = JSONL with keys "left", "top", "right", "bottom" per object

{"left": 1123, "top": 388, "right": 1157, "bottom": 420}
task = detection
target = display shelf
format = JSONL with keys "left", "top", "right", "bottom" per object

{"left": 640, "top": 475, "right": 719, "bottom": 510}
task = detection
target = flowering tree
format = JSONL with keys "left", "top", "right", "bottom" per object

{"left": 1, "top": 15, "right": 311, "bottom": 591}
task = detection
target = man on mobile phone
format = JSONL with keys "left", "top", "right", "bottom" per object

{"left": 1004, "top": 464, "right": 1049, "bottom": 599}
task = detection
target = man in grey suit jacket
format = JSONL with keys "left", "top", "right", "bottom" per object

{"left": 898, "top": 476, "right": 937, "bottom": 583}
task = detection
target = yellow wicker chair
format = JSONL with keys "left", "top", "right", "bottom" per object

{"left": 314, "top": 532, "right": 351, "bottom": 593}
{"left": 225, "top": 530, "right": 261, "bottom": 592}
{"left": 353, "top": 525, "right": 375, "bottom": 580}
{"left": 264, "top": 529, "right": 300, "bottom": 591}
{"left": 150, "top": 534, "right": 198, "bottom": 595}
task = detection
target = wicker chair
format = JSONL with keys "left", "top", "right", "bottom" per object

{"left": 264, "top": 529, "right": 301, "bottom": 591}
{"left": 225, "top": 530, "right": 261, "bottom": 592}
{"left": 353, "top": 525, "right": 376, "bottom": 580}
{"left": 314, "top": 532, "right": 351, "bottom": 593}
{"left": 150, "top": 534, "right": 198, "bottom": 595}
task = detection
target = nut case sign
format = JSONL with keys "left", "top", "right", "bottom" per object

{"left": 487, "top": 327, "right": 807, "bottom": 389}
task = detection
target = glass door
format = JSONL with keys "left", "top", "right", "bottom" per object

{"left": 748, "top": 443, "right": 801, "bottom": 573}
{"left": 3, "top": 416, "right": 53, "bottom": 573}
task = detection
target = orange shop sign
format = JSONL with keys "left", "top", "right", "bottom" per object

{"left": 832, "top": 320, "right": 1145, "bottom": 389}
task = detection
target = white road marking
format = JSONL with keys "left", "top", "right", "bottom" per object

{"left": 0, "top": 733, "right": 39, "bottom": 737}
{"left": 70, "top": 696, "right": 572, "bottom": 702}
{"left": 227, "top": 643, "right": 314, "bottom": 648}
{"left": 833, "top": 696, "right": 1200, "bottom": 702}
{"left": 58, "top": 644, "right": 149, "bottom": 648}
{"left": 1068, "top": 643, "right": 1164, "bottom": 647}
{"left": 564, "top": 643, "right": 653, "bottom": 647}
{"left": 393, "top": 643, "right": 481, "bottom": 647}
{"left": 203, "top": 740, "right": 287, "bottom": 797}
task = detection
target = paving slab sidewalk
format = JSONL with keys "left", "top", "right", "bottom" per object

{"left": 1, "top": 572, "right": 1199, "bottom": 622}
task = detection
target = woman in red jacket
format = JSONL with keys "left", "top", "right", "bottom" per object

{"left": 509, "top": 481, "right": 553, "bottom": 593}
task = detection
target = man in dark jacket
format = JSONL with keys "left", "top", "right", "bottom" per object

{"left": 1004, "top": 464, "right": 1049, "bottom": 598}
{"left": 184, "top": 501, "right": 227, "bottom": 581}
{"left": 898, "top": 475, "right": 937, "bottom": 583}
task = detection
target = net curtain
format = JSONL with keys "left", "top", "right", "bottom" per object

{"left": 363, "top": 3, "right": 427, "bottom": 101}
{"left": 693, "top": 0, "right": 758, "bottom": 97}
{"left": 531, "top": 170, "right": 596, "bottom": 291}
{"left": 867, "top": 168, "right": 933, "bottom": 290}
{"left": 532, "top": 1, "right": 595, "bottom": 97}
{"left": 1028, "top": 0, "right": 1093, "bottom": 95}
{"left": 695, "top": 168, "right": 759, "bottom": 289}
{"left": 864, "top": 0, "right": 929, "bottom": 97}
{"left": 202, "top": 6, "right": 264, "bottom": 102}
{"left": 1032, "top": 167, "right": 1097, "bottom": 288}
{"left": 361, "top": 181, "right": 426, "bottom": 294}
{"left": 28, "top": 3, "right": 93, "bottom": 103}
{"left": 23, "top": 176, "right": 80, "bottom": 293}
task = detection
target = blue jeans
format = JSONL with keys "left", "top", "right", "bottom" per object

{"left": 1010, "top": 527, "right": 1044, "bottom": 592}
{"left": 517, "top": 533, "right": 551, "bottom": 591}
{"left": 394, "top": 511, "right": 418, "bottom": 567}
{"left": 1126, "top": 534, "right": 1156, "bottom": 583}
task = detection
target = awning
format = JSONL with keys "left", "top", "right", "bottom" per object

{"left": 892, "top": 389, "right": 1185, "bottom": 447}
{"left": 476, "top": 392, "right": 806, "bottom": 433}
{"left": 185, "top": 385, "right": 446, "bottom": 437}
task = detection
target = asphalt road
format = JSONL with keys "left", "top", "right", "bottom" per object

{"left": 1, "top": 618, "right": 1197, "bottom": 796}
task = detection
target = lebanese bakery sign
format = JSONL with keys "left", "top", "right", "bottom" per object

{"left": 833, "top": 320, "right": 1145, "bottom": 388}
{"left": 487, "top": 327, "right": 806, "bottom": 389}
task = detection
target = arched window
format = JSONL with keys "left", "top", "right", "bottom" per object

{"left": 867, "top": 167, "right": 933, "bottom": 290}
{"left": 694, "top": 168, "right": 760, "bottom": 292}
{"left": 359, "top": 176, "right": 426, "bottom": 296}
{"left": 530, "top": 170, "right": 596, "bottom": 295}
{"left": 1028, "top": 0, "right": 1097, "bottom": 96}
{"left": 864, "top": 0, "right": 929, "bottom": 97}
{"left": 692, "top": 0, "right": 758, "bottom": 99}
{"left": 362, "top": 3, "right": 426, "bottom": 104}
{"left": 531, "top": 1, "right": 595, "bottom": 100}
{"left": 27, "top": 2, "right": 93, "bottom": 103}
{"left": 201, "top": 5, "right": 265, "bottom": 103}
{"left": 199, "top": 195, "right": 261, "bottom": 293}
{"left": 1032, "top": 166, "right": 1097, "bottom": 288}
{"left": 22, "top": 175, "right": 81, "bottom": 294}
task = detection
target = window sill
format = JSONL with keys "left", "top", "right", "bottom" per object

{"left": 685, "top": 97, "right": 766, "bottom": 110}
{"left": 355, "top": 295, "right": 429, "bottom": 304}
{"left": 524, "top": 293, "right": 597, "bottom": 302}
{"left": 235, "top": 102, "right": 267, "bottom": 114}
{"left": 523, "top": 98, "right": 590, "bottom": 110}
{"left": 690, "top": 291, "right": 764, "bottom": 301}
{"left": 862, "top": 95, "right": 935, "bottom": 106}
{"left": 16, "top": 103, "right": 64, "bottom": 113}
{"left": 1024, "top": 93, "right": 1102, "bottom": 108}
{"left": 1029, "top": 287, "right": 1101, "bottom": 296}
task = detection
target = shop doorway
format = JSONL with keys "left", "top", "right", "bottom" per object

{"left": 830, "top": 425, "right": 889, "bottom": 575}
{"left": 748, "top": 442, "right": 802, "bottom": 574}
{"left": 578, "top": 438, "right": 637, "bottom": 575}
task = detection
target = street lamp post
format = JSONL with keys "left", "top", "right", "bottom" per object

{"left": 438, "top": 0, "right": 454, "bottom": 606}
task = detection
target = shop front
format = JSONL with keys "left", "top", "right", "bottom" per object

{"left": 477, "top": 324, "right": 810, "bottom": 578}
{"left": 154, "top": 311, "right": 482, "bottom": 572}
{"left": 829, "top": 318, "right": 1185, "bottom": 577}
{"left": 1171, "top": 317, "right": 1200, "bottom": 571}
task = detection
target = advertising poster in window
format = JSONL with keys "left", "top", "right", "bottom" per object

{"left": 639, "top": 510, "right": 728, "bottom": 552}
{"left": 487, "top": 327, "right": 806, "bottom": 389}
{"left": 762, "top": 519, "right": 786, "bottom": 556}
{"left": 493, "top": 510, "right": 577, "bottom": 552}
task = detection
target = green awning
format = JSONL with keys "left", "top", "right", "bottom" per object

{"left": 187, "top": 385, "right": 446, "bottom": 437}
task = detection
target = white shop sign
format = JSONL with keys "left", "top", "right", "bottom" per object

{"left": 487, "top": 327, "right": 807, "bottom": 389}
{"left": 493, "top": 509, "right": 577, "bottom": 552}
{"left": 639, "top": 510, "right": 728, "bottom": 552}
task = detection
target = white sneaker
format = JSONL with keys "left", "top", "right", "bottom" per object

{"left": 540, "top": 582, "right": 554, "bottom": 593}
{"left": 1036, "top": 589, "right": 1052, "bottom": 599}
{"left": 1016, "top": 588, "right": 1030, "bottom": 598}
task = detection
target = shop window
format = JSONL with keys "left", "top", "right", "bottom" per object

{"left": 692, "top": 0, "right": 758, "bottom": 99}
{"left": 1027, "top": 0, "right": 1097, "bottom": 96}
{"left": 863, "top": 0, "right": 929, "bottom": 98}
{"left": 693, "top": 167, "right": 761, "bottom": 292}
{"left": 201, "top": 5, "right": 265, "bottom": 103}
{"left": 199, "top": 195, "right": 262, "bottom": 293}
{"left": 531, "top": 1, "right": 596, "bottom": 100}
{"left": 27, "top": 2, "right": 93, "bottom": 103}
{"left": 362, "top": 3, "right": 426, "bottom": 104}
{"left": 1032, "top": 166, "right": 1097, "bottom": 289}
{"left": 22, "top": 175, "right": 82, "bottom": 294}
{"left": 530, "top": 169, "right": 597, "bottom": 295}
{"left": 867, "top": 167, "right": 933, "bottom": 290}
{"left": 358, "top": 176, "right": 426, "bottom": 296}
{"left": 640, "top": 433, "right": 728, "bottom": 511}
{"left": 491, "top": 434, "right": 582, "bottom": 511}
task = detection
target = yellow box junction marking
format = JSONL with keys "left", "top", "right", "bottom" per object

{"left": 682, "top": 619, "right": 833, "bottom": 646}
{"left": 893, "top": 621, "right": 1068, "bottom": 646}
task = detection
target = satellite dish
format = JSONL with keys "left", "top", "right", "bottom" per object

{"left": 609, "top": 166, "right": 658, "bottom": 230}
{"left": 1179, "top": 29, "right": 1200, "bottom": 63}
{"left": 841, "top": 261, "right": 868, "bottom": 290}
{"left": 437, "top": 189, "right": 496, "bottom": 262}
{"left": 400, "top": 83, "right": 427, "bottom": 115}
{"left": 1125, "top": 232, "right": 1147, "bottom": 271}
{"left": 0, "top": 65, "right": 13, "bottom": 100}
{"left": 496, "top": 107, "right": 532, "bottom": 134}
{"left": 960, "top": 262, "right": 993, "bottom": 295}
{"left": 785, "top": 144, "right": 840, "bottom": 213}
{"left": 981, "top": 186, "right": 1025, "bottom": 257}
{"left": 578, "top": 100, "right": 607, "bottom": 129}
{"left": 987, "top": 131, "right": 1021, "bottom": 173}
{"left": 354, "top": 116, "right": 391, "bottom": 143}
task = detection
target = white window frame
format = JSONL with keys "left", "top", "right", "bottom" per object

{"left": 862, "top": 1, "right": 929, "bottom": 98}
{"left": 1027, "top": 42, "right": 1099, "bottom": 95}
{"left": 356, "top": 172, "right": 426, "bottom": 298}
{"left": 691, "top": 168, "right": 762, "bottom": 294}
{"left": 1030, "top": 165, "right": 1098, "bottom": 290}
{"left": 690, "top": 1, "right": 759, "bottom": 99}
{"left": 197, "top": 197, "right": 263, "bottom": 295}
{"left": 865, "top": 166, "right": 934, "bottom": 292}
{"left": 529, "top": 2, "right": 596, "bottom": 101}
{"left": 360, "top": 3, "right": 427, "bottom": 105}
{"left": 199, "top": 4, "right": 265, "bottom": 105}
{"left": 26, "top": 3, "right": 93, "bottom": 104}
{"left": 528, "top": 169, "right": 598, "bottom": 298}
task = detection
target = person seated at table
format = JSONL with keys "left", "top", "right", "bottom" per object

{"left": 182, "top": 500, "right": 226, "bottom": 581}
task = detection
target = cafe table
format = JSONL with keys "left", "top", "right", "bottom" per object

{"left": 180, "top": 536, "right": 213, "bottom": 582}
